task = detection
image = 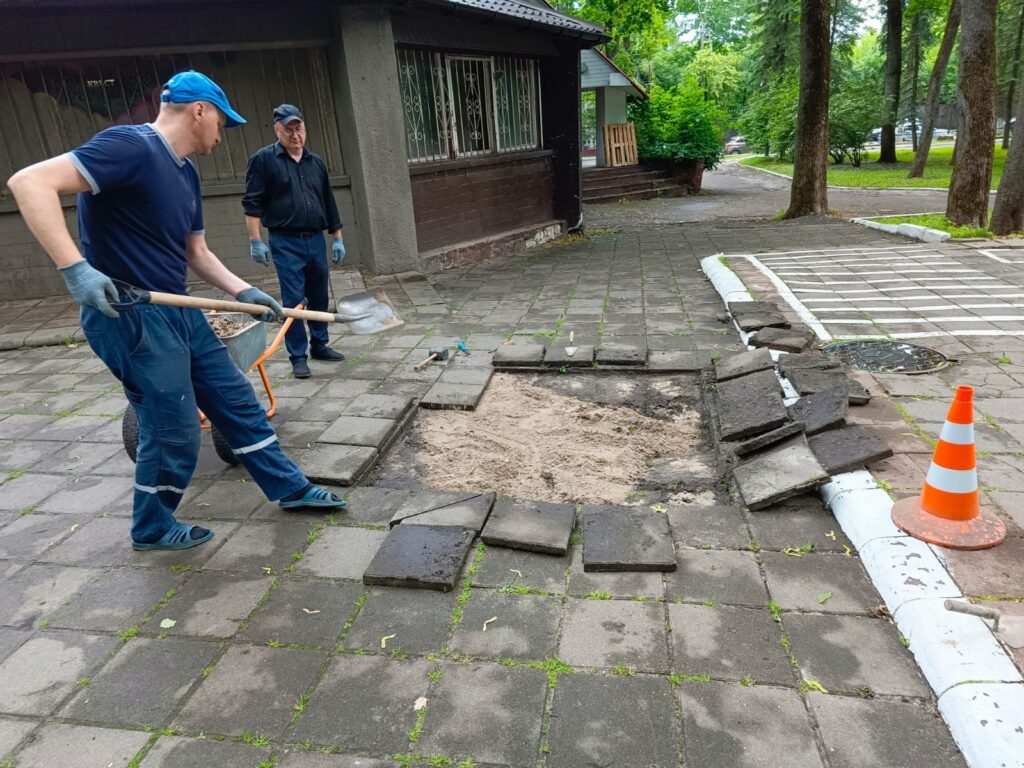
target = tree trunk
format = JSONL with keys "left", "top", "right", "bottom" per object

{"left": 991, "top": 74, "right": 1024, "bottom": 234}
{"left": 910, "top": 0, "right": 960, "bottom": 177}
{"left": 910, "top": 36, "right": 920, "bottom": 152}
{"left": 1003, "top": 1, "right": 1024, "bottom": 149}
{"left": 880, "top": 0, "right": 904, "bottom": 163}
{"left": 946, "top": 0, "right": 998, "bottom": 228}
{"left": 785, "top": 0, "right": 831, "bottom": 218}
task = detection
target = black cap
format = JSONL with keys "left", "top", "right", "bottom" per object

{"left": 273, "top": 104, "right": 304, "bottom": 124}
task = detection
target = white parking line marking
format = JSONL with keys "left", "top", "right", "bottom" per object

{"left": 979, "top": 249, "right": 1024, "bottom": 265}
{"left": 825, "top": 316, "right": 1024, "bottom": 324}
{"left": 813, "top": 303, "right": 1024, "bottom": 312}
{"left": 779, "top": 269, "right": 978, "bottom": 277}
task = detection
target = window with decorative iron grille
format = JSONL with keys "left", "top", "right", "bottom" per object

{"left": 396, "top": 48, "right": 541, "bottom": 164}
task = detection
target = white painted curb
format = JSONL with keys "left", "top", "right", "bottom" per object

{"left": 851, "top": 216, "right": 951, "bottom": 243}
{"left": 701, "top": 253, "right": 1024, "bottom": 768}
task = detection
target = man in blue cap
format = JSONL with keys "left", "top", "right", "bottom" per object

{"left": 243, "top": 104, "right": 347, "bottom": 379}
{"left": 8, "top": 71, "right": 346, "bottom": 552}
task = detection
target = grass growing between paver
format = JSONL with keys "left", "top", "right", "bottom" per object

{"left": 742, "top": 145, "right": 1007, "bottom": 189}
{"left": 872, "top": 212, "right": 995, "bottom": 239}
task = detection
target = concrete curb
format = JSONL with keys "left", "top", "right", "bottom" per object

{"left": 850, "top": 215, "right": 951, "bottom": 243}
{"left": 701, "top": 253, "right": 1024, "bottom": 768}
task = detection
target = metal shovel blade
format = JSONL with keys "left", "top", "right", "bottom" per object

{"left": 335, "top": 288, "right": 404, "bottom": 335}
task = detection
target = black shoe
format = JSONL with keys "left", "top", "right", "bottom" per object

{"left": 311, "top": 346, "right": 345, "bottom": 361}
{"left": 292, "top": 359, "right": 311, "bottom": 379}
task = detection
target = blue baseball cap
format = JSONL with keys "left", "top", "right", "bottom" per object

{"left": 160, "top": 71, "right": 246, "bottom": 127}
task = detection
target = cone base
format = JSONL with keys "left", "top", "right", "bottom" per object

{"left": 891, "top": 495, "right": 1006, "bottom": 551}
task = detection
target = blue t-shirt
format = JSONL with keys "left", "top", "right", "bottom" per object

{"left": 69, "top": 124, "right": 204, "bottom": 295}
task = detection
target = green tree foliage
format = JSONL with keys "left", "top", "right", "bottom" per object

{"left": 686, "top": 48, "right": 742, "bottom": 103}
{"left": 830, "top": 47, "right": 885, "bottom": 164}
{"left": 739, "top": 77, "right": 800, "bottom": 158}
{"left": 629, "top": 82, "right": 726, "bottom": 168}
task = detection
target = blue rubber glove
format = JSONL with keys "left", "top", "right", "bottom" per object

{"left": 331, "top": 238, "right": 346, "bottom": 265}
{"left": 235, "top": 287, "right": 284, "bottom": 323}
{"left": 250, "top": 239, "right": 271, "bottom": 266}
{"left": 59, "top": 260, "right": 119, "bottom": 319}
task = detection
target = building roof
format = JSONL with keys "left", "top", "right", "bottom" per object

{"left": 581, "top": 47, "right": 647, "bottom": 99}
{"left": 426, "top": 0, "right": 606, "bottom": 41}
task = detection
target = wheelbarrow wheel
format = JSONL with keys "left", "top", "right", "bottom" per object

{"left": 211, "top": 424, "right": 240, "bottom": 466}
{"left": 122, "top": 404, "right": 139, "bottom": 463}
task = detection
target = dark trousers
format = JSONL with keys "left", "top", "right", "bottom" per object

{"left": 82, "top": 304, "right": 307, "bottom": 543}
{"left": 268, "top": 232, "right": 330, "bottom": 364}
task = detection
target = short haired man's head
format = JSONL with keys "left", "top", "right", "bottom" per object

{"left": 273, "top": 104, "right": 306, "bottom": 152}
{"left": 159, "top": 71, "right": 245, "bottom": 155}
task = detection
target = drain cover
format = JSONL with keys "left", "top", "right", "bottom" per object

{"left": 821, "top": 340, "right": 948, "bottom": 374}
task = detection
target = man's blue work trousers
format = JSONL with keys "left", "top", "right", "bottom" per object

{"left": 81, "top": 304, "right": 308, "bottom": 543}
{"left": 268, "top": 232, "right": 330, "bottom": 364}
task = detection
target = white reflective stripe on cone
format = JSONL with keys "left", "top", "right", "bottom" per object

{"left": 938, "top": 421, "right": 974, "bottom": 446}
{"left": 926, "top": 464, "right": 978, "bottom": 494}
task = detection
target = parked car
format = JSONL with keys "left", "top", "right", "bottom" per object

{"left": 724, "top": 136, "right": 748, "bottom": 155}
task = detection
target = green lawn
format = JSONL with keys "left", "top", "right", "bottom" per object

{"left": 873, "top": 212, "right": 992, "bottom": 239}
{"left": 741, "top": 145, "right": 1007, "bottom": 189}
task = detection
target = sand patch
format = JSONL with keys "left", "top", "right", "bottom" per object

{"left": 416, "top": 373, "right": 702, "bottom": 505}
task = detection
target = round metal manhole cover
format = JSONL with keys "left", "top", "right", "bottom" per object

{"left": 821, "top": 340, "right": 949, "bottom": 374}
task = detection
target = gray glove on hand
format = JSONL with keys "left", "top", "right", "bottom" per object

{"left": 235, "top": 287, "right": 284, "bottom": 323}
{"left": 331, "top": 238, "right": 346, "bottom": 265}
{"left": 250, "top": 239, "right": 271, "bottom": 266}
{"left": 59, "top": 260, "right": 119, "bottom": 319}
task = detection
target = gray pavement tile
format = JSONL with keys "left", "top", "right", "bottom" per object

{"left": 760, "top": 551, "right": 880, "bottom": 613}
{"left": 10, "top": 723, "right": 150, "bottom": 768}
{"left": 290, "top": 445, "right": 379, "bottom": 487}
{"left": 874, "top": 373, "right": 952, "bottom": 398}
{"left": 732, "top": 420, "right": 807, "bottom": 457}
{"left": 30, "top": 415, "right": 109, "bottom": 442}
{"left": 0, "top": 564, "right": 102, "bottom": 630}
{"left": 37, "top": 516, "right": 143, "bottom": 567}
{"left": 46, "top": 566, "right": 181, "bottom": 632}
{"left": 294, "top": 527, "right": 388, "bottom": 580}
{"left": 733, "top": 435, "right": 830, "bottom": 511}
{"left": 62, "top": 637, "right": 217, "bottom": 725}
{"left": 420, "top": 381, "right": 489, "bottom": 409}
{"left": 567, "top": 546, "right": 664, "bottom": 598}
{"left": 138, "top": 735, "right": 274, "bottom": 768}
{"left": 362, "top": 525, "right": 475, "bottom": 591}
{"left": 717, "top": 369, "right": 788, "bottom": 441}
{"left": 36, "top": 475, "right": 133, "bottom": 515}
{"left": 151, "top": 572, "right": 274, "bottom": 638}
{"left": 320, "top": 379, "right": 376, "bottom": 399}
{"left": 276, "top": 751, "right": 391, "bottom": 768}
{"left": 581, "top": 506, "right": 675, "bottom": 572}
{"left": 492, "top": 343, "right": 545, "bottom": 367}
{"left": 472, "top": 545, "right": 571, "bottom": 593}
{"left": 276, "top": 420, "right": 332, "bottom": 448}
{"left": 943, "top": 536, "right": 1024, "bottom": 598}
{"left": 0, "top": 628, "right": 31, "bottom": 665}
{"left": 989, "top": 490, "right": 1024, "bottom": 531}
{"left": 678, "top": 681, "right": 824, "bottom": 768}
{"left": 342, "top": 586, "right": 455, "bottom": 655}
{"left": 746, "top": 495, "right": 855, "bottom": 554}
{"left": 749, "top": 326, "right": 815, "bottom": 352}
{"left": 668, "top": 603, "right": 792, "bottom": 684}
{"left": 449, "top": 590, "right": 561, "bottom": 660}
{"left": 175, "top": 645, "right": 326, "bottom": 739}
{"left": 419, "top": 663, "right": 548, "bottom": 766}
{"left": 0, "top": 473, "right": 70, "bottom": 511}
{"left": 546, "top": 673, "right": 677, "bottom": 768}
{"left": 787, "top": 387, "right": 849, "bottom": 435}
{"left": 0, "top": 630, "right": 117, "bottom": 714}
{"left": 28, "top": 441, "right": 126, "bottom": 475}
{"left": 291, "top": 655, "right": 431, "bottom": 753}
{"left": 0, "top": 717, "right": 34, "bottom": 760}
{"left": 595, "top": 342, "right": 647, "bottom": 366}
{"left": 0, "top": 513, "right": 88, "bottom": 561}
{"left": 319, "top": 416, "right": 397, "bottom": 448}
{"left": 0, "top": 441, "right": 63, "bottom": 473}
{"left": 787, "top": 614, "right": 929, "bottom": 696}
{"left": 123, "top": 523, "right": 241, "bottom": 569}
{"left": 810, "top": 694, "right": 966, "bottom": 768}
{"left": 715, "top": 348, "right": 775, "bottom": 382}
{"left": 559, "top": 598, "right": 669, "bottom": 672}
{"left": 647, "top": 350, "right": 711, "bottom": 371}
{"left": 391, "top": 490, "right": 496, "bottom": 533}
{"left": 0, "top": 415, "right": 59, "bottom": 440}
{"left": 240, "top": 578, "right": 365, "bottom": 648}
{"left": 187, "top": 478, "right": 271, "bottom": 520}
{"left": 808, "top": 425, "right": 894, "bottom": 474}
{"left": 342, "top": 394, "right": 413, "bottom": 419}
{"left": 544, "top": 343, "right": 595, "bottom": 367}
{"left": 336, "top": 486, "right": 412, "bottom": 526}
{"left": 666, "top": 504, "right": 750, "bottom": 549}
{"left": 666, "top": 549, "right": 767, "bottom": 606}
{"left": 202, "top": 521, "right": 313, "bottom": 574}
{"left": 480, "top": 497, "right": 575, "bottom": 555}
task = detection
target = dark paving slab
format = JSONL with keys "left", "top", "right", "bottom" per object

{"left": 449, "top": 590, "right": 561, "bottom": 660}
{"left": 581, "top": 506, "right": 675, "bottom": 572}
{"left": 777, "top": 353, "right": 841, "bottom": 376}
{"left": 666, "top": 504, "right": 750, "bottom": 549}
{"left": 480, "top": 496, "right": 575, "bottom": 555}
{"left": 492, "top": 343, "right": 545, "bottom": 367}
{"left": 567, "top": 546, "right": 665, "bottom": 598}
{"left": 294, "top": 527, "right": 388, "bottom": 580}
{"left": 0, "top": 629, "right": 117, "bottom": 714}
{"left": 35, "top": 475, "right": 132, "bottom": 515}
{"left": 291, "top": 445, "right": 379, "bottom": 487}
{"left": 150, "top": 572, "right": 274, "bottom": 638}
{"left": 732, "top": 421, "right": 806, "bottom": 457}
{"left": 174, "top": 645, "right": 325, "bottom": 738}
{"left": 472, "top": 545, "right": 571, "bottom": 593}
{"left": 787, "top": 614, "right": 930, "bottom": 696}
{"left": 714, "top": 348, "right": 775, "bottom": 382}
{"left": 647, "top": 350, "right": 712, "bottom": 371}
{"left": 362, "top": 524, "right": 475, "bottom": 591}
{"left": 747, "top": 494, "right": 855, "bottom": 554}
{"left": 808, "top": 425, "right": 894, "bottom": 475}
{"left": 749, "top": 326, "right": 816, "bottom": 352}
{"left": 335, "top": 486, "right": 412, "bottom": 526}
{"left": 342, "top": 394, "right": 413, "bottom": 420}
{"left": 275, "top": 751, "right": 391, "bottom": 768}
{"left": 666, "top": 549, "right": 767, "bottom": 606}
{"left": 811, "top": 695, "right": 967, "bottom": 768}
{"left": 291, "top": 655, "right": 431, "bottom": 753}
{"left": 10, "top": 723, "right": 150, "bottom": 768}
{"left": 137, "top": 735, "right": 274, "bottom": 768}
{"left": 546, "top": 673, "right": 677, "bottom": 768}
{"left": 786, "top": 367, "right": 871, "bottom": 405}
{"left": 0, "top": 473, "right": 71, "bottom": 511}
{"left": 559, "top": 598, "right": 669, "bottom": 672}
{"left": 202, "top": 521, "right": 313, "bottom": 574}
{"left": 787, "top": 387, "right": 849, "bottom": 435}
{"left": 36, "top": 517, "right": 139, "bottom": 567}
{"left": 678, "top": 681, "right": 824, "bottom": 768}
{"left": 733, "top": 435, "right": 830, "bottom": 511}
{"left": 0, "top": 513, "right": 88, "bottom": 561}
{"left": 544, "top": 343, "right": 594, "bottom": 367}
{"left": 419, "top": 381, "right": 488, "bottom": 409}
{"left": 62, "top": 637, "right": 216, "bottom": 725}
{"left": 318, "top": 416, "right": 398, "bottom": 448}
{"left": 342, "top": 586, "right": 455, "bottom": 654}
{"left": 717, "top": 369, "right": 788, "bottom": 441}
{"left": 595, "top": 342, "right": 647, "bottom": 366}
{"left": 0, "top": 563, "right": 102, "bottom": 629}
{"left": 736, "top": 313, "right": 791, "bottom": 332}
{"left": 240, "top": 578, "right": 365, "bottom": 648}
{"left": 187, "top": 478, "right": 271, "bottom": 520}
{"left": 419, "top": 663, "right": 548, "bottom": 765}
{"left": 668, "top": 603, "right": 792, "bottom": 684}
{"left": 46, "top": 566, "right": 181, "bottom": 632}
{"left": 760, "top": 551, "right": 880, "bottom": 613}
{"left": 390, "top": 490, "right": 495, "bottom": 533}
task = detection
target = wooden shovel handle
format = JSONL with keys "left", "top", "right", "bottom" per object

{"left": 147, "top": 291, "right": 340, "bottom": 323}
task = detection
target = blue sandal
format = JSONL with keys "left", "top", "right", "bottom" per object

{"left": 279, "top": 485, "right": 347, "bottom": 510}
{"left": 132, "top": 523, "right": 214, "bottom": 551}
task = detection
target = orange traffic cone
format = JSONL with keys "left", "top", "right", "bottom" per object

{"left": 891, "top": 385, "right": 1006, "bottom": 550}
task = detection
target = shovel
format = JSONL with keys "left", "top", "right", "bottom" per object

{"left": 564, "top": 330, "right": 578, "bottom": 357}
{"left": 110, "top": 283, "right": 403, "bottom": 335}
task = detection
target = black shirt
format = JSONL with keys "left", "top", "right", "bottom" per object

{"left": 242, "top": 143, "right": 342, "bottom": 234}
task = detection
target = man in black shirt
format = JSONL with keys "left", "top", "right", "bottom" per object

{"left": 243, "top": 104, "right": 346, "bottom": 379}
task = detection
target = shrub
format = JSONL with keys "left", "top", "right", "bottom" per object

{"left": 629, "top": 83, "right": 724, "bottom": 169}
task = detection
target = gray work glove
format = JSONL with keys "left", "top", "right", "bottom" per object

{"left": 250, "top": 239, "right": 271, "bottom": 266}
{"left": 235, "top": 287, "right": 284, "bottom": 323}
{"left": 59, "top": 260, "right": 119, "bottom": 319}
{"left": 331, "top": 238, "right": 346, "bottom": 265}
